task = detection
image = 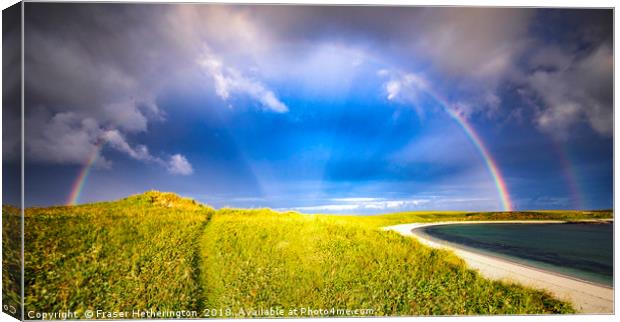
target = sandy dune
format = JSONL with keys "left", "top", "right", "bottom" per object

{"left": 383, "top": 221, "right": 614, "bottom": 314}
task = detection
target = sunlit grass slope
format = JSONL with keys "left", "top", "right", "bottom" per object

{"left": 202, "top": 209, "right": 575, "bottom": 316}
{"left": 24, "top": 192, "right": 213, "bottom": 314}
{"left": 21, "top": 192, "right": 611, "bottom": 317}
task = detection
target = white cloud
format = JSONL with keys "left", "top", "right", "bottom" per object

{"left": 289, "top": 198, "right": 429, "bottom": 213}
{"left": 330, "top": 197, "right": 383, "bottom": 202}
{"left": 101, "top": 131, "right": 194, "bottom": 176}
{"left": 379, "top": 70, "right": 436, "bottom": 118}
{"left": 385, "top": 80, "right": 401, "bottom": 100}
{"left": 167, "top": 154, "right": 194, "bottom": 175}
{"left": 25, "top": 107, "right": 193, "bottom": 175}
{"left": 101, "top": 130, "right": 154, "bottom": 162}
{"left": 198, "top": 49, "right": 288, "bottom": 113}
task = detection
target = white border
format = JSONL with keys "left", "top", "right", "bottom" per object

{"left": 0, "top": 1, "right": 616, "bottom": 322}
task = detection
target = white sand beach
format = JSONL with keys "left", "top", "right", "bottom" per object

{"left": 383, "top": 221, "right": 614, "bottom": 314}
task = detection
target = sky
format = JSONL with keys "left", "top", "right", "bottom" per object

{"left": 3, "top": 3, "right": 613, "bottom": 213}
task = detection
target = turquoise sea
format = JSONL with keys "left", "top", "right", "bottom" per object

{"left": 422, "top": 222, "right": 613, "bottom": 286}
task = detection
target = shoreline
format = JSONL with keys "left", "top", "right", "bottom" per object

{"left": 415, "top": 226, "right": 611, "bottom": 289}
{"left": 383, "top": 220, "right": 614, "bottom": 314}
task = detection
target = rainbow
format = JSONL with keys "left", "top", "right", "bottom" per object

{"left": 66, "top": 82, "right": 513, "bottom": 211}
{"left": 446, "top": 109, "right": 513, "bottom": 211}
{"left": 419, "top": 88, "right": 513, "bottom": 211}
{"left": 66, "top": 139, "right": 105, "bottom": 206}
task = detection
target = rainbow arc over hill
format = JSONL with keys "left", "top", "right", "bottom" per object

{"left": 65, "top": 120, "right": 514, "bottom": 212}
{"left": 66, "top": 94, "right": 515, "bottom": 211}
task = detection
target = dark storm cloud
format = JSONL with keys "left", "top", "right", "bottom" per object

{"left": 247, "top": 6, "right": 532, "bottom": 75}
{"left": 25, "top": 4, "right": 166, "bottom": 110}
{"left": 23, "top": 3, "right": 291, "bottom": 169}
{"left": 3, "top": 2, "right": 23, "bottom": 206}
{"left": 170, "top": 4, "right": 611, "bottom": 135}
{"left": 24, "top": 3, "right": 193, "bottom": 173}
{"left": 2, "top": 2, "right": 22, "bottom": 160}
{"left": 519, "top": 9, "right": 613, "bottom": 137}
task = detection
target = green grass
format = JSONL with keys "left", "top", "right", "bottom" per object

{"left": 201, "top": 209, "right": 574, "bottom": 316}
{"left": 15, "top": 192, "right": 612, "bottom": 317}
{"left": 23, "top": 192, "right": 213, "bottom": 315}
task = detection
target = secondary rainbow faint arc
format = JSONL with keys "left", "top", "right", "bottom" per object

{"left": 421, "top": 89, "right": 513, "bottom": 212}
{"left": 554, "top": 142, "right": 584, "bottom": 209}
{"left": 66, "top": 139, "right": 105, "bottom": 206}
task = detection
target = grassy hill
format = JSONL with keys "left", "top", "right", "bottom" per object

{"left": 16, "top": 192, "right": 613, "bottom": 317}
{"left": 24, "top": 192, "right": 214, "bottom": 315}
